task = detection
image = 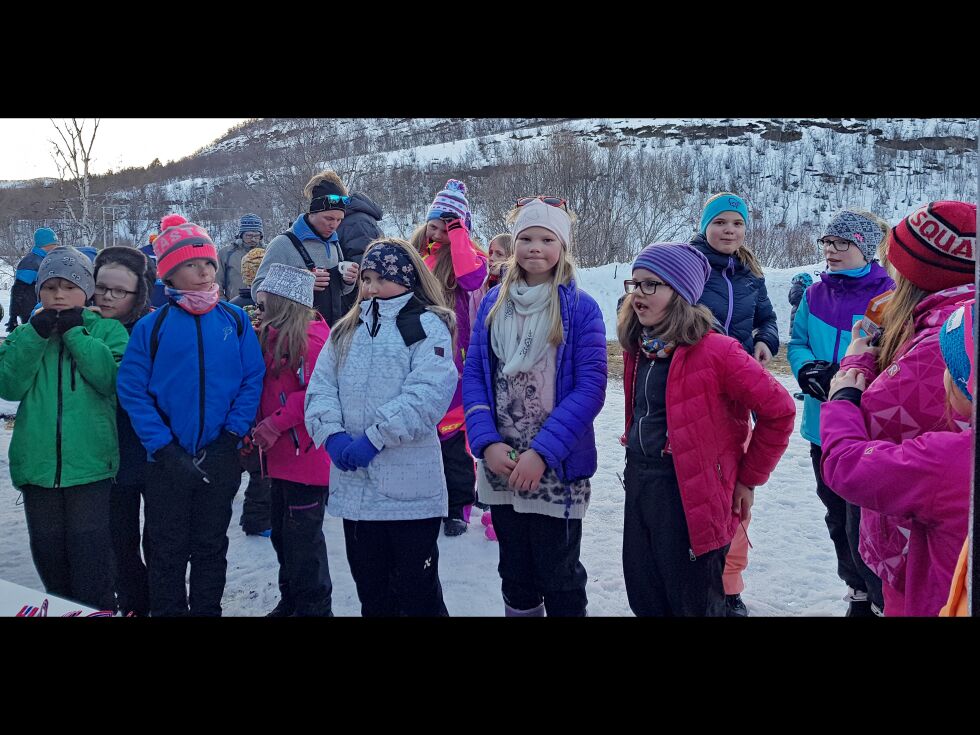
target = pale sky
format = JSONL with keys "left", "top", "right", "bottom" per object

{"left": 0, "top": 118, "right": 249, "bottom": 182}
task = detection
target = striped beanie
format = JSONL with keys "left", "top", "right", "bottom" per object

{"left": 889, "top": 201, "right": 976, "bottom": 292}
{"left": 427, "top": 179, "right": 472, "bottom": 231}
{"left": 153, "top": 221, "right": 218, "bottom": 279}
{"left": 939, "top": 299, "right": 975, "bottom": 403}
{"left": 239, "top": 213, "right": 263, "bottom": 236}
{"left": 632, "top": 243, "right": 712, "bottom": 305}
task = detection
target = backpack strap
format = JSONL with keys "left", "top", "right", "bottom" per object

{"left": 216, "top": 300, "right": 245, "bottom": 337}
{"left": 149, "top": 303, "right": 172, "bottom": 363}
{"left": 284, "top": 231, "right": 316, "bottom": 271}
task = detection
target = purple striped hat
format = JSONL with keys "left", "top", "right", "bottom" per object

{"left": 632, "top": 243, "right": 711, "bottom": 305}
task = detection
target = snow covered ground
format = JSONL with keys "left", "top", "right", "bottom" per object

{"left": 0, "top": 260, "right": 852, "bottom": 617}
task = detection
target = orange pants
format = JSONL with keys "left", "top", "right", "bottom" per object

{"left": 722, "top": 519, "right": 750, "bottom": 595}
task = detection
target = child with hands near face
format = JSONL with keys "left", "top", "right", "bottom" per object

{"left": 0, "top": 247, "right": 130, "bottom": 611}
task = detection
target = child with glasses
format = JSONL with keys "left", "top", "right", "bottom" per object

{"left": 462, "top": 199, "right": 607, "bottom": 617}
{"left": 617, "top": 243, "right": 794, "bottom": 616}
{"left": 690, "top": 192, "right": 780, "bottom": 616}
{"left": 251, "top": 264, "right": 333, "bottom": 617}
{"left": 91, "top": 246, "right": 156, "bottom": 615}
{"left": 419, "top": 179, "right": 489, "bottom": 536}
{"left": 305, "top": 239, "right": 459, "bottom": 616}
{"left": 252, "top": 170, "right": 360, "bottom": 327}
{"left": 0, "top": 247, "right": 130, "bottom": 611}
{"left": 787, "top": 209, "right": 894, "bottom": 616}
{"left": 117, "top": 222, "right": 265, "bottom": 616}
{"left": 817, "top": 201, "right": 975, "bottom": 616}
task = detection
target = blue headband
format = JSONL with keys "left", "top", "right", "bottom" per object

{"left": 700, "top": 193, "right": 749, "bottom": 234}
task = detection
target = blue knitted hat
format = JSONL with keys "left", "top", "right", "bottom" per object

{"left": 33, "top": 227, "right": 58, "bottom": 248}
{"left": 427, "top": 179, "right": 472, "bottom": 231}
{"left": 239, "top": 213, "right": 263, "bottom": 236}
{"left": 939, "top": 300, "right": 975, "bottom": 402}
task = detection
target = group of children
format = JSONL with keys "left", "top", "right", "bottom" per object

{"left": 1, "top": 175, "right": 974, "bottom": 617}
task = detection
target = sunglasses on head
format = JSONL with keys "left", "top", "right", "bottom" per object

{"left": 311, "top": 194, "right": 351, "bottom": 211}
{"left": 516, "top": 196, "right": 568, "bottom": 211}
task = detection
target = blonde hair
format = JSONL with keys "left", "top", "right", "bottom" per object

{"left": 302, "top": 170, "right": 348, "bottom": 201}
{"left": 702, "top": 192, "right": 763, "bottom": 277}
{"left": 617, "top": 290, "right": 715, "bottom": 352}
{"left": 409, "top": 223, "right": 428, "bottom": 256}
{"left": 240, "top": 247, "right": 265, "bottom": 287}
{"left": 485, "top": 205, "right": 578, "bottom": 346}
{"left": 876, "top": 234, "right": 928, "bottom": 371}
{"left": 329, "top": 238, "right": 457, "bottom": 366}
{"left": 258, "top": 293, "right": 317, "bottom": 377}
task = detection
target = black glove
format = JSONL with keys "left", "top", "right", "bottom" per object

{"left": 54, "top": 307, "right": 84, "bottom": 334}
{"left": 154, "top": 442, "right": 211, "bottom": 485}
{"left": 208, "top": 430, "right": 240, "bottom": 455}
{"left": 29, "top": 309, "right": 59, "bottom": 339}
{"left": 797, "top": 361, "right": 839, "bottom": 402}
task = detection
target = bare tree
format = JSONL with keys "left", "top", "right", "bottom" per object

{"left": 50, "top": 118, "right": 101, "bottom": 246}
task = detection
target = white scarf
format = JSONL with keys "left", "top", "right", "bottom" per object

{"left": 491, "top": 280, "right": 554, "bottom": 375}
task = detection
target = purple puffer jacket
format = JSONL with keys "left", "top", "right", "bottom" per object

{"left": 822, "top": 283, "right": 974, "bottom": 597}
{"left": 821, "top": 400, "right": 971, "bottom": 617}
{"left": 462, "top": 280, "right": 607, "bottom": 486}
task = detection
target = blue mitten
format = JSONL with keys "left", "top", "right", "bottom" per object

{"left": 342, "top": 435, "right": 381, "bottom": 469}
{"left": 326, "top": 432, "right": 355, "bottom": 472}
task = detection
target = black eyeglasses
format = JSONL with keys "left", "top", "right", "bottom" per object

{"left": 94, "top": 285, "right": 137, "bottom": 299}
{"left": 256, "top": 303, "right": 266, "bottom": 312}
{"left": 516, "top": 196, "right": 569, "bottom": 211}
{"left": 624, "top": 279, "right": 668, "bottom": 295}
{"left": 817, "top": 238, "right": 854, "bottom": 252}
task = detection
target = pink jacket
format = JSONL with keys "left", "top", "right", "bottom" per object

{"left": 257, "top": 316, "right": 331, "bottom": 485}
{"left": 828, "top": 284, "right": 974, "bottom": 597}
{"left": 624, "top": 333, "right": 795, "bottom": 555}
{"left": 424, "top": 226, "right": 488, "bottom": 440}
{"left": 820, "top": 400, "right": 971, "bottom": 616}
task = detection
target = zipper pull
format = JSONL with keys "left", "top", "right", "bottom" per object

{"left": 689, "top": 548, "right": 696, "bottom": 562}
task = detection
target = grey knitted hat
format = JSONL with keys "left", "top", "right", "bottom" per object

{"left": 36, "top": 246, "right": 95, "bottom": 299}
{"left": 822, "top": 210, "right": 885, "bottom": 262}
{"left": 256, "top": 263, "right": 315, "bottom": 308}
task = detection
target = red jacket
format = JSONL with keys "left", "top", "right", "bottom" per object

{"left": 624, "top": 333, "right": 795, "bottom": 555}
{"left": 257, "top": 315, "right": 331, "bottom": 485}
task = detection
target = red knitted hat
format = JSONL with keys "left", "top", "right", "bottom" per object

{"left": 153, "top": 222, "right": 218, "bottom": 279}
{"left": 160, "top": 213, "right": 188, "bottom": 231}
{"left": 889, "top": 201, "right": 976, "bottom": 292}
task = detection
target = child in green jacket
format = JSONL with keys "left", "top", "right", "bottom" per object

{"left": 0, "top": 247, "right": 129, "bottom": 610}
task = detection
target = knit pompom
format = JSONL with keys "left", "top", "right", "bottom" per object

{"left": 445, "top": 178, "right": 467, "bottom": 194}
{"left": 160, "top": 214, "right": 188, "bottom": 230}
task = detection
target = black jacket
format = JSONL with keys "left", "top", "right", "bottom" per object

{"left": 337, "top": 192, "right": 383, "bottom": 264}
{"left": 690, "top": 233, "right": 780, "bottom": 357}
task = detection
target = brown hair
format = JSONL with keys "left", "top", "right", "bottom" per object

{"left": 258, "top": 293, "right": 317, "bottom": 377}
{"left": 488, "top": 233, "right": 514, "bottom": 258}
{"left": 617, "top": 290, "right": 715, "bottom": 352}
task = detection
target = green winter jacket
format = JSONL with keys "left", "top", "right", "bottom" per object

{"left": 0, "top": 308, "right": 130, "bottom": 489}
